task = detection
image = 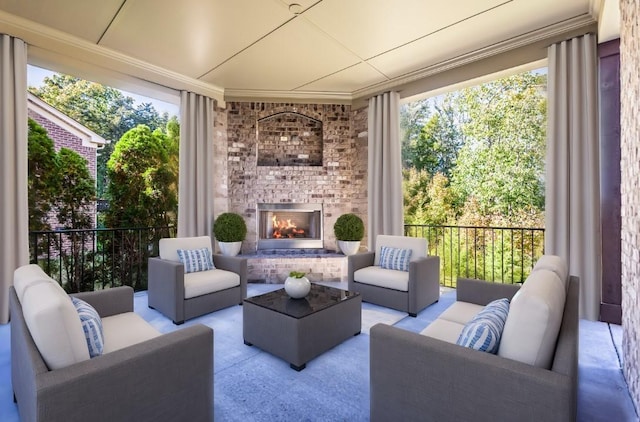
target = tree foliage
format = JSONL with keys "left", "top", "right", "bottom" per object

{"left": 29, "top": 74, "right": 171, "bottom": 197}
{"left": 105, "top": 125, "right": 177, "bottom": 228}
{"left": 402, "top": 71, "right": 546, "bottom": 226}
{"left": 27, "top": 119, "right": 58, "bottom": 232}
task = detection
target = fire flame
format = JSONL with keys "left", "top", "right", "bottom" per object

{"left": 272, "top": 215, "right": 306, "bottom": 238}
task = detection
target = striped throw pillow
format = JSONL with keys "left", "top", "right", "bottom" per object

{"left": 379, "top": 246, "right": 413, "bottom": 272}
{"left": 456, "top": 298, "right": 510, "bottom": 354}
{"left": 177, "top": 248, "right": 215, "bottom": 273}
{"left": 71, "top": 297, "right": 104, "bottom": 358}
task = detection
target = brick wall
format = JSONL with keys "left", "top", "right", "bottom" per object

{"left": 222, "top": 102, "right": 368, "bottom": 254}
{"left": 620, "top": 0, "right": 640, "bottom": 411}
{"left": 28, "top": 109, "right": 97, "bottom": 228}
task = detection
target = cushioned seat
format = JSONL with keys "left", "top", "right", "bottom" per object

{"left": 184, "top": 269, "right": 240, "bottom": 299}
{"left": 353, "top": 266, "right": 409, "bottom": 291}
{"left": 101, "top": 312, "right": 161, "bottom": 354}
{"left": 347, "top": 235, "right": 440, "bottom": 316}
{"left": 148, "top": 235, "right": 247, "bottom": 324}
{"left": 10, "top": 264, "right": 213, "bottom": 422}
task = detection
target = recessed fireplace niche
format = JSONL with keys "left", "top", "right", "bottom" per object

{"left": 257, "top": 203, "right": 323, "bottom": 249}
{"left": 257, "top": 112, "right": 323, "bottom": 167}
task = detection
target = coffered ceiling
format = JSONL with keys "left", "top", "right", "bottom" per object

{"left": 0, "top": 0, "right": 612, "bottom": 105}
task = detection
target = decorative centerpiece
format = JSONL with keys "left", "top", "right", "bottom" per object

{"left": 284, "top": 271, "right": 311, "bottom": 299}
{"left": 333, "top": 213, "right": 364, "bottom": 256}
{"left": 213, "top": 212, "right": 247, "bottom": 256}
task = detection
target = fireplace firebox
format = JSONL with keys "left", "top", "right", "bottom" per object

{"left": 257, "top": 203, "right": 323, "bottom": 249}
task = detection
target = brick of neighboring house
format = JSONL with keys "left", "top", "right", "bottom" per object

{"left": 27, "top": 94, "right": 106, "bottom": 263}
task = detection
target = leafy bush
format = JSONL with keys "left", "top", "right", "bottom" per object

{"left": 213, "top": 212, "right": 247, "bottom": 242}
{"left": 334, "top": 213, "right": 364, "bottom": 241}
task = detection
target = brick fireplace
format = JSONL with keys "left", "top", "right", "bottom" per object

{"left": 215, "top": 101, "right": 369, "bottom": 282}
{"left": 257, "top": 203, "right": 323, "bottom": 249}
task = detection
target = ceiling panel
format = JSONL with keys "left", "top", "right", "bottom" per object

{"left": 296, "top": 62, "right": 388, "bottom": 92}
{"left": 200, "top": 17, "right": 361, "bottom": 91}
{"left": 0, "top": 0, "right": 123, "bottom": 42}
{"left": 100, "top": 0, "right": 294, "bottom": 79}
{"left": 368, "top": 0, "right": 590, "bottom": 79}
{"left": 303, "top": 0, "right": 506, "bottom": 60}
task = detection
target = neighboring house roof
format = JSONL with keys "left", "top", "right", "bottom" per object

{"left": 27, "top": 92, "right": 107, "bottom": 149}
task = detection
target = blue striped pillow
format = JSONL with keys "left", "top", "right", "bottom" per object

{"left": 71, "top": 297, "right": 104, "bottom": 358}
{"left": 177, "top": 248, "right": 215, "bottom": 273}
{"left": 456, "top": 298, "right": 510, "bottom": 354}
{"left": 379, "top": 246, "right": 413, "bottom": 272}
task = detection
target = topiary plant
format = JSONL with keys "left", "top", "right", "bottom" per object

{"left": 333, "top": 213, "right": 364, "bottom": 241}
{"left": 213, "top": 212, "right": 247, "bottom": 242}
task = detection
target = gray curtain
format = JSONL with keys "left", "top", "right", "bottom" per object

{"left": 0, "top": 34, "right": 29, "bottom": 324}
{"left": 367, "top": 91, "right": 403, "bottom": 250}
{"left": 178, "top": 91, "right": 215, "bottom": 238}
{"left": 546, "top": 33, "right": 601, "bottom": 320}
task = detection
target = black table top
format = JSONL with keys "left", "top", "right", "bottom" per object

{"left": 243, "top": 284, "right": 360, "bottom": 319}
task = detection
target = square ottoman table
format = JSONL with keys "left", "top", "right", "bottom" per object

{"left": 243, "top": 283, "right": 361, "bottom": 370}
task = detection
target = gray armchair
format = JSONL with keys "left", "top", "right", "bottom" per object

{"left": 148, "top": 235, "right": 247, "bottom": 324}
{"left": 348, "top": 235, "right": 440, "bottom": 316}
{"left": 10, "top": 270, "right": 213, "bottom": 422}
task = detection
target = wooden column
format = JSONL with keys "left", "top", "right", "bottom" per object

{"left": 598, "top": 38, "right": 622, "bottom": 324}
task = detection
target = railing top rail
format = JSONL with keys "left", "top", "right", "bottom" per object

{"left": 404, "top": 224, "right": 545, "bottom": 231}
{"left": 29, "top": 226, "right": 176, "bottom": 235}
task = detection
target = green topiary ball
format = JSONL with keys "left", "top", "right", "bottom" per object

{"left": 333, "top": 213, "right": 364, "bottom": 241}
{"left": 213, "top": 212, "right": 247, "bottom": 242}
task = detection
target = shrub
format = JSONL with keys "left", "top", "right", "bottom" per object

{"left": 334, "top": 213, "right": 364, "bottom": 241}
{"left": 213, "top": 212, "right": 247, "bottom": 242}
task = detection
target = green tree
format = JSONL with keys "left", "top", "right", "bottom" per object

{"left": 27, "top": 119, "right": 58, "bottom": 232}
{"left": 105, "top": 124, "right": 177, "bottom": 228}
{"left": 29, "top": 74, "right": 171, "bottom": 198}
{"left": 55, "top": 148, "right": 96, "bottom": 229}
{"left": 450, "top": 71, "right": 546, "bottom": 219}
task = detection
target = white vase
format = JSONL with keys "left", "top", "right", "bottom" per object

{"left": 218, "top": 241, "right": 242, "bottom": 256}
{"left": 338, "top": 240, "right": 361, "bottom": 256}
{"left": 284, "top": 276, "right": 311, "bottom": 299}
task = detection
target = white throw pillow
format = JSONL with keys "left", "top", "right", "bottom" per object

{"left": 498, "top": 269, "right": 566, "bottom": 368}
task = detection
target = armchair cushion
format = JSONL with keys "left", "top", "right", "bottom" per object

{"left": 353, "top": 266, "right": 409, "bottom": 291}
{"left": 101, "top": 312, "right": 161, "bottom": 354}
{"left": 71, "top": 297, "right": 104, "bottom": 358}
{"left": 456, "top": 298, "right": 510, "bottom": 354}
{"left": 184, "top": 269, "right": 241, "bottom": 299}
{"left": 379, "top": 246, "right": 412, "bottom": 271}
{"left": 14, "top": 267, "right": 90, "bottom": 370}
{"left": 498, "top": 269, "right": 565, "bottom": 368}
{"left": 177, "top": 247, "right": 215, "bottom": 273}
{"left": 374, "top": 235, "right": 426, "bottom": 266}
{"left": 160, "top": 236, "right": 212, "bottom": 262}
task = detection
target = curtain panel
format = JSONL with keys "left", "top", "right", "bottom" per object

{"left": 178, "top": 91, "right": 215, "bottom": 238}
{"left": 367, "top": 91, "right": 403, "bottom": 250}
{"left": 0, "top": 34, "right": 29, "bottom": 324}
{"left": 546, "top": 33, "right": 601, "bottom": 320}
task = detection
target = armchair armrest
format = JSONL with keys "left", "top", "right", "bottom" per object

{"left": 72, "top": 286, "right": 133, "bottom": 318}
{"left": 370, "top": 323, "right": 573, "bottom": 422}
{"left": 347, "top": 251, "right": 375, "bottom": 288}
{"left": 36, "top": 324, "right": 214, "bottom": 421}
{"left": 213, "top": 254, "right": 248, "bottom": 299}
{"left": 407, "top": 255, "right": 440, "bottom": 314}
{"left": 148, "top": 257, "right": 185, "bottom": 323}
{"left": 456, "top": 277, "right": 521, "bottom": 306}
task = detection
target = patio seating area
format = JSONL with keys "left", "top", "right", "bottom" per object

{"left": 0, "top": 281, "right": 636, "bottom": 421}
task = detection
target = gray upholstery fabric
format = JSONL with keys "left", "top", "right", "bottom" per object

{"left": 10, "top": 286, "right": 214, "bottom": 422}
{"left": 348, "top": 251, "right": 439, "bottom": 316}
{"left": 370, "top": 276, "right": 579, "bottom": 422}
{"left": 455, "top": 277, "right": 521, "bottom": 305}
{"left": 148, "top": 254, "right": 247, "bottom": 324}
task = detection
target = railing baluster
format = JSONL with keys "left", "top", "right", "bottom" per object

{"left": 401, "top": 224, "right": 544, "bottom": 286}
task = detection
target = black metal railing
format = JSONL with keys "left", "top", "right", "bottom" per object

{"left": 29, "top": 226, "right": 176, "bottom": 292}
{"left": 404, "top": 224, "right": 545, "bottom": 288}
